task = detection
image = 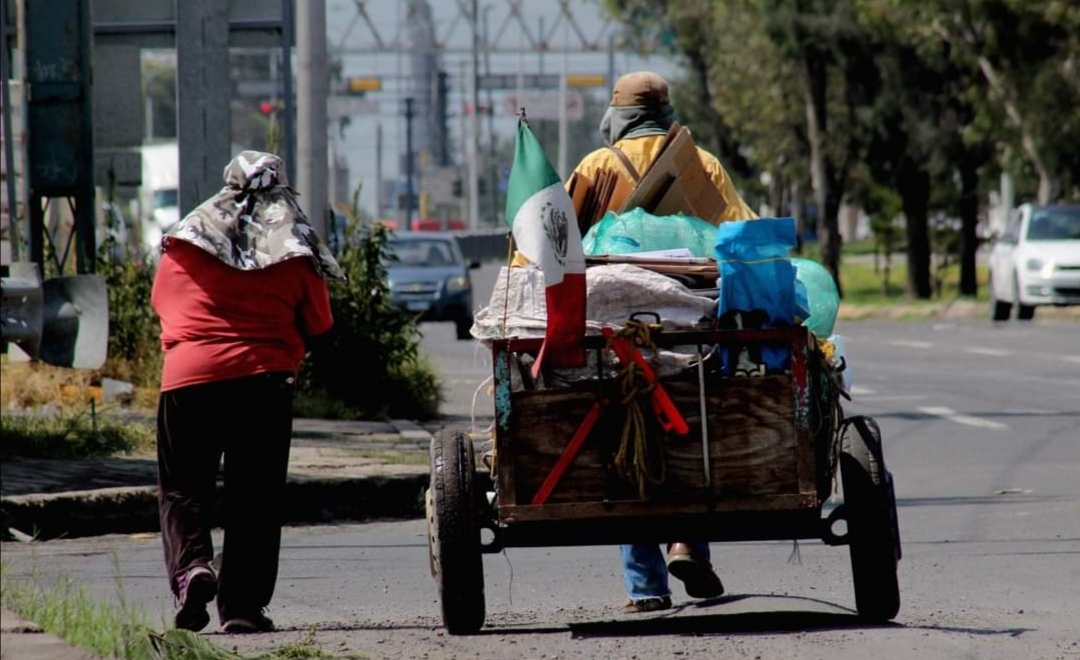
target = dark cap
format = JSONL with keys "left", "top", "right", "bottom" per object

{"left": 610, "top": 71, "right": 670, "bottom": 107}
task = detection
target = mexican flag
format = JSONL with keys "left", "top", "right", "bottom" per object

{"left": 505, "top": 117, "right": 587, "bottom": 375}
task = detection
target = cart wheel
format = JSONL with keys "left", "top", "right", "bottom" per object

{"left": 840, "top": 416, "right": 901, "bottom": 621}
{"left": 428, "top": 429, "right": 486, "bottom": 634}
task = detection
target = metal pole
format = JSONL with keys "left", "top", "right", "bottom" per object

{"left": 176, "top": 0, "right": 230, "bottom": 218}
{"left": 374, "top": 119, "right": 383, "bottom": 219}
{"left": 557, "top": 22, "right": 568, "bottom": 179}
{"left": 607, "top": 34, "right": 616, "bottom": 103}
{"left": 404, "top": 97, "right": 415, "bottom": 230}
{"left": 74, "top": 0, "right": 95, "bottom": 273}
{"left": 297, "top": 0, "right": 328, "bottom": 239}
{"left": 1, "top": 0, "right": 21, "bottom": 261}
{"left": 482, "top": 4, "right": 499, "bottom": 227}
{"left": 281, "top": 0, "right": 295, "bottom": 179}
{"left": 468, "top": 0, "right": 481, "bottom": 228}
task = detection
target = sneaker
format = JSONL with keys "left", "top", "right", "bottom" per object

{"left": 174, "top": 566, "right": 217, "bottom": 632}
{"left": 222, "top": 610, "right": 275, "bottom": 634}
{"left": 622, "top": 596, "right": 672, "bottom": 613}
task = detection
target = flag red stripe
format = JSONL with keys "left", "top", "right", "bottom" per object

{"left": 538, "top": 271, "right": 587, "bottom": 372}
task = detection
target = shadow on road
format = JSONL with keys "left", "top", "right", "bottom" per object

{"left": 566, "top": 593, "right": 886, "bottom": 638}
{"left": 457, "top": 593, "right": 1032, "bottom": 640}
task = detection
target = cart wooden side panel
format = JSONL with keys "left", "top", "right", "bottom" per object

{"left": 492, "top": 328, "right": 834, "bottom": 521}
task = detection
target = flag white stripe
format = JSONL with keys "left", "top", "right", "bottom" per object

{"left": 511, "top": 182, "right": 585, "bottom": 287}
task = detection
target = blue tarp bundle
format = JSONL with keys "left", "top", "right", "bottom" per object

{"left": 714, "top": 217, "right": 801, "bottom": 371}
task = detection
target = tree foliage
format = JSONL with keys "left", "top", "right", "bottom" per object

{"left": 298, "top": 190, "right": 442, "bottom": 420}
{"left": 598, "top": 0, "right": 1080, "bottom": 300}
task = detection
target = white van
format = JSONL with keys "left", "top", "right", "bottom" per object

{"left": 137, "top": 141, "right": 179, "bottom": 257}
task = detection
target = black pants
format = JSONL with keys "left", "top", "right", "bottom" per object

{"left": 156, "top": 372, "right": 293, "bottom": 622}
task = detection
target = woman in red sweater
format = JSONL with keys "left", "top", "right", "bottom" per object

{"left": 151, "top": 151, "right": 344, "bottom": 634}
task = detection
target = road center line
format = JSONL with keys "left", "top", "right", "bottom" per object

{"left": 918, "top": 406, "right": 1008, "bottom": 430}
{"left": 964, "top": 347, "right": 1012, "bottom": 357}
{"left": 890, "top": 340, "right": 934, "bottom": 349}
{"left": 857, "top": 395, "right": 929, "bottom": 402}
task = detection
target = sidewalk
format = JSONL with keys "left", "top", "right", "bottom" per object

{"left": 0, "top": 417, "right": 456, "bottom": 541}
{"left": 0, "top": 607, "right": 98, "bottom": 660}
{"left": 0, "top": 417, "right": 479, "bottom": 659}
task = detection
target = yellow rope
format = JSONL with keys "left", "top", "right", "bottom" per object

{"left": 609, "top": 318, "right": 667, "bottom": 500}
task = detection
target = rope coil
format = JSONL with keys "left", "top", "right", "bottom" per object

{"left": 608, "top": 318, "right": 667, "bottom": 500}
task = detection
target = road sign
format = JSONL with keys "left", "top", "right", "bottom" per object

{"left": 503, "top": 91, "right": 583, "bottom": 121}
{"left": 344, "top": 76, "right": 381, "bottom": 94}
{"left": 566, "top": 74, "right": 606, "bottom": 88}
{"left": 328, "top": 96, "right": 380, "bottom": 119}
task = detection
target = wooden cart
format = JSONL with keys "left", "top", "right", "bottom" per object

{"left": 426, "top": 323, "right": 901, "bottom": 634}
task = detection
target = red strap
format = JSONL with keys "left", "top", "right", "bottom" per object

{"left": 532, "top": 398, "right": 608, "bottom": 505}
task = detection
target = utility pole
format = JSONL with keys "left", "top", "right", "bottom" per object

{"left": 280, "top": 0, "right": 295, "bottom": 179}
{"left": 1, "top": 0, "right": 21, "bottom": 261}
{"left": 608, "top": 34, "right": 616, "bottom": 106}
{"left": 557, "top": 22, "right": 569, "bottom": 179}
{"left": 177, "top": 0, "right": 230, "bottom": 220}
{"left": 374, "top": 120, "right": 383, "bottom": 219}
{"left": 404, "top": 97, "right": 415, "bottom": 230}
{"left": 297, "top": 0, "right": 329, "bottom": 240}
{"left": 482, "top": 5, "right": 499, "bottom": 227}
{"left": 468, "top": 0, "right": 481, "bottom": 228}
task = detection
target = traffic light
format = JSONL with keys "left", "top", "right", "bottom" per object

{"left": 452, "top": 179, "right": 463, "bottom": 198}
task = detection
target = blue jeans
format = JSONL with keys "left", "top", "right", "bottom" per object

{"left": 620, "top": 542, "right": 711, "bottom": 601}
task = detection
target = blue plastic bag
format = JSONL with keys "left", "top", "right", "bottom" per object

{"left": 792, "top": 257, "right": 840, "bottom": 337}
{"left": 714, "top": 218, "right": 799, "bottom": 371}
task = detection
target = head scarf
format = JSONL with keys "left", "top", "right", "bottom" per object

{"left": 598, "top": 71, "right": 679, "bottom": 145}
{"left": 163, "top": 150, "right": 345, "bottom": 280}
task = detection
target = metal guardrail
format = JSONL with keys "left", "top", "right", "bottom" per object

{"left": 453, "top": 229, "right": 511, "bottom": 264}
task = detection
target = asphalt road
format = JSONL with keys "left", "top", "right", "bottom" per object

{"left": 3, "top": 316, "right": 1078, "bottom": 659}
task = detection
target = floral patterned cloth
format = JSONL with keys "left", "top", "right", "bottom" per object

{"left": 163, "top": 151, "right": 345, "bottom": 280}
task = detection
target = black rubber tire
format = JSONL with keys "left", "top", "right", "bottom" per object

{"left": 989, "top": 271, "right": 1012, "bottom": 321}
{"left": 1012, "top": 277, "right": 1036, "bottom": 321}
{"left": 840, "top": 416, "right": 901, "bottom": 621}
{"left": 455, "top": 315, "right": 474, "bottom": 341}
{"left": 990, "top": 294, "right": 1012, "bottom": 322}
{"left": 428, "top": 430, "right": 486, "bottom": 634}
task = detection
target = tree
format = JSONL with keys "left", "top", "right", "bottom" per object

{"left": 892, "top": 0, "right": 1080, "bottom": 204}
{"left": 754, "top": 0, "right": 886, "bottom": 297}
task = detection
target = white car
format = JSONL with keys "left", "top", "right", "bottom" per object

{"left": 988, "top": 204, "right": 1080, "bottom": 321}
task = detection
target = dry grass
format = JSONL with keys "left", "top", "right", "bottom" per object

{"left": 1, "top": 357, "right": 157, "bottom": 414}
{"left": 1, "top": 359, "right": 95, "bottom": 410}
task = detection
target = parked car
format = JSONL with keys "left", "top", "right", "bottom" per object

{"left": 988, "top": 203, "right": 1080, "bottom": 321}
{"left": 385, "top": 231, "right": 479, "bottom": 339}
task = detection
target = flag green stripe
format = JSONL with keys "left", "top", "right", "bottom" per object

{"left": 504, "top": 120, "right": 562, "bottom": 227}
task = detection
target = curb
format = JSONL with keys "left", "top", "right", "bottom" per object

{"left": 1, "top": 608, "right": 100, "bottom": 660}
{"left": 1, "top": 473, "right": 432, "bottom": 541}
{"left": 1, "top": 419, "right": 436, "bottom": 541}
